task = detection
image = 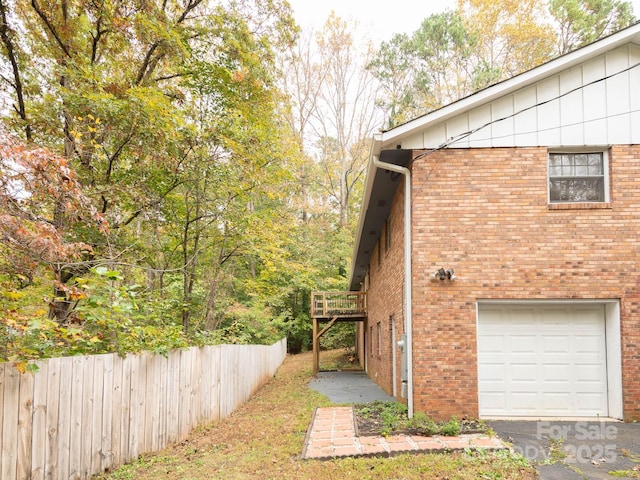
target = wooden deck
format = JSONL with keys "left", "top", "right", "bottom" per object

{"left": 311, "top": 291, "right": 366, "bottom": 373}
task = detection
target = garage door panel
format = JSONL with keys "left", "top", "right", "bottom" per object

{"left": 575, "top": 336, "right": 604, "bottom": 353}
{"left": 541, "top": 335, "right": 570, "bottom": 352}
{"left": 479, "top": 363, "right": 505, "bottom": 381}
{"left": 480, "top": 335, "right": 505, "bottom": 352}
{"left": 576, "top": 393, "right": 608, "bottom": 412}
{"left": 575, "top": 364, "right": 606, "bottom": 382}
{"left": 542, "top": 393, "right": 571, "bottom": 408}
{"left": 511, "top": 363, "right": 537, "bottom": 380}
{"left": 542, "top": 363, "right": 570, "bottom": 381}
{"left": 510, "top": 335, "right": 537, "bottom": 353}
{"left": 479, "top": 393, "right": 507, "bottom": 414}
{"left": 478, "top": 304, "right": 608, "bottom": 417}
{"left": 510, "top": 392, "right": 539, "bottom": 411}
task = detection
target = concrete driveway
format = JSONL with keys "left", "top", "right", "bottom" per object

{"left": 488, "top": 420, "right": 640, "bottom": 479}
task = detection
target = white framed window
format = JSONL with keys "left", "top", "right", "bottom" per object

{"left": 370, "top": 326, "right": 374, "bottom": 354}
{"left": 377, "top": 321, "right": 382, "bottom": 356}
{"left": 548, "top": 150, "right": 609, "bottom": 203}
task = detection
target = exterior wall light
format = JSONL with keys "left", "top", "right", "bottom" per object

{"left": 434, "top": 268, "right": 455, "bottom": 281}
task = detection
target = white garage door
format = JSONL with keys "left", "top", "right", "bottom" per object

{"left": 477, "top": 304, "right": 608, "bottom": 417}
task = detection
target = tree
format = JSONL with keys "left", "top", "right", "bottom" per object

{"left": 0, "top": 0, "right": 302, "bottom": 334}
{"left": 312, "top": 13, "right": 382, "bottom": 229}
{"left": 458, "top": 0, "right": 556, "bottom": 81}
{"left": 0, "top": 0, "right": 30, "bottom": 140}
{"left": 549, "top": 0, "right": 636, "bottom": 54}
{"left": 0, "top": 129, "right": 107, "bottom": 318}
{"left": 410, "top": 10, "right": 480, "bottom": 109}
{"left": 367, "top": 32, "right": 421, "bottom": 128}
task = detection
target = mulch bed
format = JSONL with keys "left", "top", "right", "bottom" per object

{"left": 353, "top": 404, "right": 486, "bottom": 437}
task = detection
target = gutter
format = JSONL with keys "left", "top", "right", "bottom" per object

{"left": 372, "top": 154, "right": 414, "bottom": 419}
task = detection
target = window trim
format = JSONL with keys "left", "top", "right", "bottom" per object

{"left": 370, "top": 325, "right": 374, "bottom": 354}
{"left": 547, "top": 148, "right": 610, "bottom": 204}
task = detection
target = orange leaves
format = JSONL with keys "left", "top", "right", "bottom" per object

{"left": 53, "top": 280, "right": 87, "bottom": 301}
{"left": 0, "top": 128, "right": 108, "bottom": 278}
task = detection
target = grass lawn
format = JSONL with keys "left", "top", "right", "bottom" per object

{"left": 96, "top": 350, "right": 537, "bottom": 480}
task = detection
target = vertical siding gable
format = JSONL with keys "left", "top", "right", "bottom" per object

{"left": 400, "top": 44, "right": 640, "bottom": 149}
{"left": 583, "top": 56, "right": 608, "bottom": 144}
{"left": 445, "top": 115, "right": 470, "bottom": 147}
{"left": 467, "top": 104, "right": 493, "bottom": 147}
{"left": 513, "top": 86, "right": 538, "bottom": 145}
{"left": 418, "top": 123, "right": 446, "bottom": 150}
{"left": 631, "top": 45, "right": 640, "bottom": 140}
{"left": 606, "top": 47, "right": 632, "bottom": 143}
{"left": 536, "top": 76, "right": 562, "bottom": 145}
{"left": 491, "top": 95, "right": 516, "bottom": 147}
{"left": 559, "top": 66, "right": 585, "bottom": 144}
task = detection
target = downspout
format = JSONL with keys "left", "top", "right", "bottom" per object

{"left": 372, "top": 155, "right": 413, "bottom": 418}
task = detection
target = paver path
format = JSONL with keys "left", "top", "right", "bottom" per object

{"left": 302, "top": 407, "right": 506, "bottom": 460}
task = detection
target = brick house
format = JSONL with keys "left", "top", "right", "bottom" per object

{"left": 350, "top": 23, "right": 640, "bottom": 421}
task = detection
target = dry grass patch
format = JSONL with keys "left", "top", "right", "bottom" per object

{"left": 97, "top": 351, "right": 536, "bottom": 480}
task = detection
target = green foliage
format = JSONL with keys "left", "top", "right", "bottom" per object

{"left": 354, "top": 402, "right": 483, "bottom": 438}
{"left": 210, "top": 303, "right": 283, "bottom": 346}
{"left": 549, "top": 0, "right": 636, "bottom": 54}
{"left": 0, "top": 268, "right": 192, "bottom": 364}
{"left": 408, "top": 412, "right": 440, "bottom": 436}
{"left": 441, "top": 417, "right": 462, "bottom": 436}
{"left": 320, "top": 322, "right": 356, "bottom": 350}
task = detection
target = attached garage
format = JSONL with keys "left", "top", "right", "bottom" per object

{"left": 477, "top": 302, "right": 622, "bottom": 419}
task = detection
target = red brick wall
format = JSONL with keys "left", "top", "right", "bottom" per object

{"left": 364, "top": 178, "right": 407, "bottom": 398}
{"left": 367, "top": 145, "right": 640, "bottom": 420}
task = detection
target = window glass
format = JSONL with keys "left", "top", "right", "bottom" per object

{"left": 549, "top": 152, "right": 605, "bottom": 203}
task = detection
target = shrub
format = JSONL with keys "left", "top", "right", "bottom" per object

{"left": 441, "top": 417, "right": 461, "bottom": 436}
{"left": 408, "top": 412, "right": 439, "bottom": 435}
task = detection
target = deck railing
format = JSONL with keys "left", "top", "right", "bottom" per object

{"left": 311, "top": 291, "right": 367, "bottom": 318}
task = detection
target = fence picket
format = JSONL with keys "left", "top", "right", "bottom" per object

{"left": 166, "top": 350, "right": 179, "bottom": 444}
{"left": 30, "top": 361, "right": 48, "bottom": 480}
{"left": 100, "top": 354, "right": 113, "bottom": 472}
{"left": 127, "top": 354, "right": 140, "bottom": 461}
{"left": 80, "top": 356, "right": 95, "bottom": 478}
{"left": 45, "top": 358, "right": 61, "bottom": 480}
{"left": 90, "top": 355, "right": 104, "bottom": 475}
{"left": 56, "top": 358, "right": 72, "bottom": 480}
{"left": 0, "top": 362, "right": 5, "bottom": 477}
{"left": 17, "top": 369, "right": 34, "bottom": 480}
{"left": 2, "top": 364, "right": 20, "bottom": 480}
{"left": 119, "top": 355, "right": 132, "bottom": 464}
{"left": 109, "top": 355, "right": 123, "bottom": 468}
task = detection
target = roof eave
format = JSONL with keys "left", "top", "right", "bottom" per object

{"left": 379, "top": 22, "right": 640, "bottom": 149}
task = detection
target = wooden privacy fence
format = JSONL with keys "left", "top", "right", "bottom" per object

{"left": 0, "top": 338, "right": 287, "bottom": 480}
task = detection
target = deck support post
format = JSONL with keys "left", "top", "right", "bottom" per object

{"left": 313, "top": 317, "right": 319, "bottom": 374}
{"left": 313, "top": 315, "right": 339, "bottom": 374}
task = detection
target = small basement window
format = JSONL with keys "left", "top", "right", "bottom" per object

{"left": 548, "top": 151, "right": 607, "bottom": 203}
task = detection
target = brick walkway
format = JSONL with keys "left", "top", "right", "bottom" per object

{"left": 302, "top": 407, "right": 507, "bottom": 460}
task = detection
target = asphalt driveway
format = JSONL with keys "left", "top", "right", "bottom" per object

{"left": 308, "top": 371, "right": 396, "bottom": 403}
{"left": 488, "top": 420, "right": 640, "bottom": 479}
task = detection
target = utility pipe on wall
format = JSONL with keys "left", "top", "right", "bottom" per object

{"left": 372, "top": 155, "right": 414, "bottom": 418}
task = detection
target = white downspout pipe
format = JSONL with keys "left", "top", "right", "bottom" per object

{"left": 372, "top": 155, "right": 413, "bottom": 418}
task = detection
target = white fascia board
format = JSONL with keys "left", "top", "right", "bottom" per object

{"left": 348, "top": 134, "right": 382, "bottom": 289}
